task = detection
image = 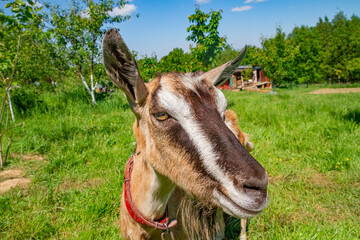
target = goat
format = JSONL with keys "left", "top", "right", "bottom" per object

{"left": 102, "top": 28, "right": 268, "bottom": 240}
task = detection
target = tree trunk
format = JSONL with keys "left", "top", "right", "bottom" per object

{"left": 90, "top": 73, "right": 97, "bottom": 104}
{"left": 80, "top": 73, "right": 97, "bottom": 105}
{"left": 90, "top": 36, "right": 97, "bottom": 105}
{"left": 4, "top": 107, "right": 11, "bottom": 166}
{"left": 0, "top": 32, "right": 20, "bottom": 169}
{"left": 7, "top": 89, "right": 15, "bottom": 122}
{"left": 90, "top": 87, "right": 96, "bottom": 105}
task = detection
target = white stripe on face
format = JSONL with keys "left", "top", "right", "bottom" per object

{"left": 182, "top": 73, "right": 200, "bottom": 96}
{"left": 157, "top": 81, "right": 259, "bottom": 210}
{"left": 157, "top": 81, "right": 223, "bottom": 176}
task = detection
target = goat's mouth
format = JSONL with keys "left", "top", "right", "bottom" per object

{"left": 213, "top": 187, "right": 268, "bottom": 219}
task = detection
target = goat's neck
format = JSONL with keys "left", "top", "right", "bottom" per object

{"left": 130, "top": 153, "right": 175, "bottom": 220}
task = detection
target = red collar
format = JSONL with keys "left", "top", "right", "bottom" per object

{"left": 124, "top": 155, "right": 177, "bottom": 230}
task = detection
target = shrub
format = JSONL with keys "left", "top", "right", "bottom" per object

{"left": 11, "top": 86, "right": 43, "bottom": 117}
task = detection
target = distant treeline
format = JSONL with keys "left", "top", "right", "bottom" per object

{"left": 1, "top": 1, "right": 359, "bottom": 91}
{"left": 136, "top": 11, "right": 360, "bottom": 87}
{"left": 256, "top": 11, "right": 360, "bottom": 86}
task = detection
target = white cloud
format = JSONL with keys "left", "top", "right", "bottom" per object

{"left": 108, "top": 4, "right": 137, "bottom": 17}
{"left": 196, "top": 0, "right": 211, "bottom": 4}
{"left": 232, "top": 6, "right": 253, "bottom": 12}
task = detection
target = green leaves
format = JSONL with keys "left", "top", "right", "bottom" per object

{"left": 2, "top": 0, "right": 37, "bottom": 30}
{"left": 136, "top": 54, "right": 158, "bottom": 82}
{"left": 257, "top": 11, "right": 360, "bottom": 86}
{"left": 49, "top": 0, "right": 132, "bottom": 74}
{"left": 157, "top": 48, "right": 202, "bottom": 73}
{"left": 0, "top": 0, "right": 46, "bottom": 86}
{"left": 46, "top": 0, "right": 133, "bottom": 103}
{"left": 186, "top": 7, "right": 226, "bottom": 69}
{"left": 259, "top": 26, "right": 295, "bottom": 87}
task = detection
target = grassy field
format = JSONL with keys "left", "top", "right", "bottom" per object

{"left": 0, "top": 85, "right": 359, "bottom": 239}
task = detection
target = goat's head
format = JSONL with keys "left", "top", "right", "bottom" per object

{"left": 102, "top": 29, "right": 268, "bottom": 219}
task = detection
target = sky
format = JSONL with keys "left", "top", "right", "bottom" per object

{"left": 2, "top": 0, "right": 360, "bottom": 58}
{"left": 107, "top": 0, "right": 360, "bottom": 58}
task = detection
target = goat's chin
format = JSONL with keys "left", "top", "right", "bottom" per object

{"left": 212, "top": 188, "right": 268, "bottom": 219}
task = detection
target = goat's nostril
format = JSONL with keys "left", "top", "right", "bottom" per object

{"left": 243, "top": 184, "right": 261, "bottom": 191}
{"left": 242, "top": 176, "right": 268, "bottom": 192}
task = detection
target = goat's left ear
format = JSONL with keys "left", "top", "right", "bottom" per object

{"left": 102, "top": 28, "right": 148, "bottom": 107}
{"left": 204, "top": 46, "right": 247, "bottom": 86}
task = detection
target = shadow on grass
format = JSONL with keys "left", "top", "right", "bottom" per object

{"left": 343, "top": 109, "right": 360, "bottom": 124}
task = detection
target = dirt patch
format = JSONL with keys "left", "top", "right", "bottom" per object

{"left": 269, "top": 173, "right": 335, "bottom": 188}
{"left": 87, "top": 178, "right": 103, "bottom": 188}
{"left": 309, "top": 173, "right": 335, "bottom": 187}
{"left": 268, "top": 175, "right": 284, "bottom": 183}
{"left": 308, "top": 88, "right": 360, "bottom": 94}
{"left": 246, "top": 89, "right": 272, "bottom": 93}
{"left": 10, "top": 153, "right": 46, "bottom": 161}
{"left": 59, "top": 178, "right": 103, "bottom": 191}
{"left": 0, "top": 169, "right": 24, "bottom": 179}
{"left": 0, "top": 153, "right": 46, "bottom": 195}
{"left": 0, "top": 178, "right": 31, "bottom": 194}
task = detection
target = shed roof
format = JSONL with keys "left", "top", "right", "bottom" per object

{"left": 237, "top": 65, "right": 262, "bottom": 70}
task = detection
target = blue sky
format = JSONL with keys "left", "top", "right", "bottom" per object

{"left": 2, "top": 0, "right": 360, "bottom": 58}
{"left": 107, "top": 0, "right": 360, "bottom": 58}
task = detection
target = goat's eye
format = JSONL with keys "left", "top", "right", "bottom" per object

{"left": 153, "top": 112, "right": 169, "bottom": 121}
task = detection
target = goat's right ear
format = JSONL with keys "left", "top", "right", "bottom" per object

{"left": 102, "top": 28, "right": 148, "bottom": 107}
{"left": 204, "top": 46, "right": 247, "bottom": 87}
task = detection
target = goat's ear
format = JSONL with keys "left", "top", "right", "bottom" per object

{"left": 204, "top": 46, "right": 247, "bottom": 87}
{"left": 102, "top": 28, "right": 148, "bottom": 107}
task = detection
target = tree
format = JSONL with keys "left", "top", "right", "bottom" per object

{"left": 237, "top": 11, "right": 360, "bottom": 86}
{"left": 289, "top": 25, "right": 323, "bottom": 85}
{"left": 0, "top": 0, "right": 42, "bottom": 168}
{"left": 260, "top": 26, "right": 299, "bottom": 90}
{"left": 346, "top": 15, "right": 360, "bottom": 81}
{"left": 242, "top": 67, "right": 253, "bottom": 81}
{"left": 241, "top": 45, "right": 262, "bottom": 66}
{"left": 329, "top": 11, "right": 349, "bottom": 82}
{"left": 186, "top": 6, "right": 226, "bottom": 69}
{"left": 48, "top": 0, "right": 132, "bottom": 104}
{"left": 212, "top": 44, "right": 239, "bottom": 67}
{"left": 136, "top": 54, "right": 158, "bottom": 82}
{"left": 314, "top": 12, "right": 360, "bottom": 83}
{"left": 347, "top": 58, "right": 360, "bottom": 81}
{"left": 158, "top": 48, "right": 202, "bottom": 73}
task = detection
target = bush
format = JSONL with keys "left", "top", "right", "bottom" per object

{"left": 11, "top": 86, "right": 43, "bottom": 117}
{"left": 158, "top": 48, "right": 203, "bottom": 73}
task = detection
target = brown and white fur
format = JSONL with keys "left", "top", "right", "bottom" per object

{"left": 102, "top": 29, "right": 268, "bottom": 240}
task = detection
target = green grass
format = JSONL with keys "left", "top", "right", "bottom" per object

{"left": 1, "top": 86, "right": 359, "bottom": 239}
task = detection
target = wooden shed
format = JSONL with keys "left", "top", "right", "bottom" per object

{"left": 218, "top": 65, "right": 272, "bottom": 90}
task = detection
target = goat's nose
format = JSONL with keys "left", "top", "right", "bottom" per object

{"left": 242, "top": 172, "right": 268, "bottom": 204}
{"left": 243, "top": 173, "right": 268, "bottom": 191}
{"left": 240, "top": 174, "right": 268, "bottom": 208}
